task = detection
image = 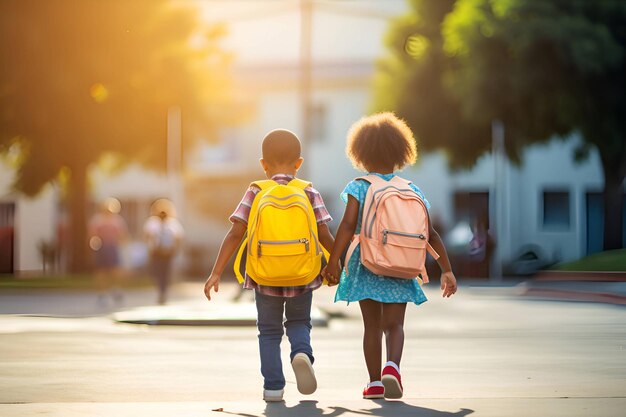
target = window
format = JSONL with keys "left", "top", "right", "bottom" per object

{"left": 0, "top": 202, "right": 15, "bottom": 227}
{"left": 543, "top": 191, "right": 570, "bottom": 230}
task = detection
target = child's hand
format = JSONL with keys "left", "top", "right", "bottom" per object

{"left": 323, "top": 262, "right": 341, "bottom": 286}
{"left": 440, "top": 271, "right": 457, "bottom": 298}
{"left": 204, "top": 273, "right": 221, "bottom": 301}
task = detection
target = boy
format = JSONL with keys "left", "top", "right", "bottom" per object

{"left": 204, "top": 129, "right": 334, "bottom": 402}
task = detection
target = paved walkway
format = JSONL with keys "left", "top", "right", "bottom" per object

{"left": 1, "top": 282, "right": 625, "bottom": 417}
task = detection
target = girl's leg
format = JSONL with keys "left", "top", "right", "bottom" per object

{"left": 359, "top": 299, "right": 383, "bottom": 382}
{"left": 381, "top": 302, "right": 407, "bottom": 366}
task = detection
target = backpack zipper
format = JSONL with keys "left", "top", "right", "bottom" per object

{"left": 257, "top": 238, "right": 310, "bottom": 256}
{"left": 364, "top": 187, "right": 416, "bottom": 237}
{"left": 367, "top": 194, "right": 427, "bottom": 238}
{"left": 249, "top": 200, "right": 320, "bottom": 257}
{"left": 382, "top": 229, "right": 426, "bottom": 244}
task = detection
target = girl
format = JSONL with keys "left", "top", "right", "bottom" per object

{"left": 324, "top": 112, "right": 457, "bottom": 400}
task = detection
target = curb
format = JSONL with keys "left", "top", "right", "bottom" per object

{"left": 533, "top": 270, "right": 626, "bottom": 282}
{"left": 523, "top": 287, "right": 626, "bottom": 305}
{"left": 111, "top": 304, "right": 329, "bottom": 327}
{"left": 518, "top": 279, "right": 626, "bottom": 306}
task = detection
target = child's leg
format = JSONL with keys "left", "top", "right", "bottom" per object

{"left": 285, "top": 290, "right": 317, "bottom": 395}
{"left": 254, "top": 291, "right": 286, "bottom": 390}
{"left": 284, "top": 290, "right": 313, "bottom": 362}
{"left": 381, "top": 302, "right": 407, "bottom": 366}
{"left": 359, "top": 299, "right": 383, "bottom": 382}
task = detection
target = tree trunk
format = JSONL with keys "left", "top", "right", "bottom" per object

{"left": 602, "top": 172, "right": 625, "bottom": 251}
{"left": 68, "top": 163, "right": 90, "bottom": 273}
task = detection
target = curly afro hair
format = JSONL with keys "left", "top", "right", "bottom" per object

{"left": 346, "top": 112, "right": 417, "bottom": 172}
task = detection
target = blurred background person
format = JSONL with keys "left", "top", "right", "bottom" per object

{"left": 88, "top": 197, "right": 129, "bottom": 307}
{"left": 144, "top": 199, "right": 184, "bottom": 305}
{"left": 468, "top": 216, "right": 495, "bottom": 278}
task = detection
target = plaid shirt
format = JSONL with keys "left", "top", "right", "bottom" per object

{"left": 230, "top": 174, "right": 332, "bottom": 297}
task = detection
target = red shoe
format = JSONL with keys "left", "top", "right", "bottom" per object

{"left": 381, "top": 365, "right": 403, "bottom": 399}
{"left": 362, "top": 383, "right": 384, "bottom": 399}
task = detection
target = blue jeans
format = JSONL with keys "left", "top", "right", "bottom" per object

{"left": 254, "top": 290, "right": 314, "bottom": 390}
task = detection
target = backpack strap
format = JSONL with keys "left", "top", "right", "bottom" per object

{"left": 233, "top": 233, "right": 248, "bottom": 284}
{"left": 251, "top": 180, "right": 278, "bottom": 190}
{"left": 357, "top": 175, "right": 386, "bottom": 186}
{"left": 344, "top": 235, "right": 360, "bottom": 277}
{"left": 391, "top": 175, "right": 412, "bottom": 187}
{"left": 287, "top": 178, "right": 311, "bottom": 190}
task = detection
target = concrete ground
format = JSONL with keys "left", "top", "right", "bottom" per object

{"left": 1, "top": 281, "right": 625, "bottom": 417}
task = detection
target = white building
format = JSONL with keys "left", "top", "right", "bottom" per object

{"left": 1, "top": 0, "right": 623, "bottom": 275}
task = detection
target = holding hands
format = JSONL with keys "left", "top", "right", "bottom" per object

{"left": 322, "top": 261, "right": 341, "bottom": 286}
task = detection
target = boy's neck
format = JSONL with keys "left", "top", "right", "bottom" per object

{"left": 265, "top": 166, "right": 298, "bottom": 178}
{"left": 266, "top": 172, "right": 296, "bottom": 178}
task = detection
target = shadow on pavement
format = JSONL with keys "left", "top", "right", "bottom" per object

{"left": 222, "top": 400, "right": 348, "bottom": 417}
{"left": 348, "top": 400, "right": 474, "bottom": 417}
{"left": 222, "top": 399, "right": 474, "bottom": 417}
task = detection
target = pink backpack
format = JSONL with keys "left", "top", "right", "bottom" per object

{"left": 345, "top": 175, "right": 439, "bottom": 282}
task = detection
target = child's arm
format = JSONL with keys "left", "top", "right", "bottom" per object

{"left": 204, "top": 221, "right": 247, "bottom": 301}
{"left": 317, "top": 222, "right": 336, "bottom": 285}
{"left": 324, "top": 196, "right": 359, "bottom": 285}
{"left": 427, "top": 212, "right": 457, "bottom": 298}
{"left": 317, "top": 223, "right": 335, "bottom": 255}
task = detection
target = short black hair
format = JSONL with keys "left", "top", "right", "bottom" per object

{"left": 262, "top": 129, "right": 302, "bottom": 165}
{"left": 346, "top": 112, "right": 417, "bottom": 172}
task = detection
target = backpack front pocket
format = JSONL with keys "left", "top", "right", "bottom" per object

{"left": 256, "top": 238, "right": 314, "bottom": 281}
{"left": 257, "top": 238, "right": 310, "bottom": 256}
{"left": 376, "top": 229, "right": 426, "bottom": 277}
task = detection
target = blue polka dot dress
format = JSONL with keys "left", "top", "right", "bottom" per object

{"left": 334, "top": 173, "right": 429, "bottom": 305}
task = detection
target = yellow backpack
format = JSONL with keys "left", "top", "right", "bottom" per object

{"left": 234, "top": 178, "right": 328, "bottom": 286}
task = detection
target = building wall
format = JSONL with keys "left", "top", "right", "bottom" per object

{"left": 0, "top": 161, "right": 57, "bottom": 272}
{"left": 399, "top": 136, "right": 615, "bottom": 265}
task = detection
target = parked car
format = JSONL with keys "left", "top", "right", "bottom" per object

{"left": 503, "top": 245, "right": 555, "bottom": 276}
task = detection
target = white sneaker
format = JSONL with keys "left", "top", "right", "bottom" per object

{"left": 291, "top": 353, "right": 317, "bottom": 395}
{"left": 263, "top": 389, "right": 284, "bottom": 402}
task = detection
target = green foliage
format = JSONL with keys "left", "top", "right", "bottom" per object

{"left": 373, "top": 0, "right": 490, "bottom": 170}
{"left": 374, "top": 0, "right": 626, "bottom": 172}
{"left": 552, "top": 249, "right": 626, "bottom": 272}
{"left": 0, "top": 0, "right": 236, "bottom": 271}
{"left": 375, "top": 0, "right": 626, "bottom": 249}
{"left": 443, "top": 0, "right": 625, "bottom": 167}
{"left": 0, "top": 0, "right": 234, "bottom": 195}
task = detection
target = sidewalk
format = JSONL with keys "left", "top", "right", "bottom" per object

{"left": 111, "top": 282, "right": 331, "bottom": 326}
{"left": 1, "top": 281, "right": 625, "bottom": 417}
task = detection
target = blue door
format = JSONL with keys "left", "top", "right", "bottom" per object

{"left": 586, "top": 192, "right": 626, "bottom": 254}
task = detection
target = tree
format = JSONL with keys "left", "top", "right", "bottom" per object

{"left": 375, "top": 0, "right": 626, "bottom": 250}
{"left": 373, "top": 0, "right": 491, "bottom": 170}
{"left": 0, "top": 0, "right": 234, "bottom": 271}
